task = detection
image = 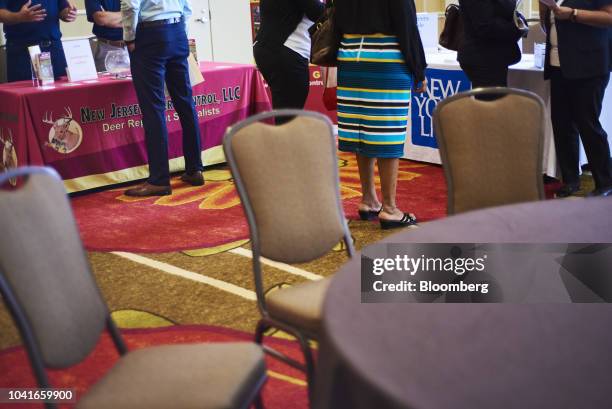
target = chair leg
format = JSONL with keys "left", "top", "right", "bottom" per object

{"left": 295, "top": 333, "right": 316, "bottom": 404}
{"left": 254, "top": 393, "right": 265, "bottom": 409}
{"left": 255, "top": 319, "right": 268, "bottom": 344}
{"left": 256, "top": 319, "right": 316, "bottom": 404}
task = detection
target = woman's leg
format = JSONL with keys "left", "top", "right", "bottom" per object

{"left": 356, "top": 154, "right": 381, "bottom": 211}
{"left": 377, "top": 157, "right": 405, "bottom": 221}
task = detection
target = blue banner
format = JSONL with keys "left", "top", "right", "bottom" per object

{"left": 411, "top": 68, "right": 471, "bottom": 149}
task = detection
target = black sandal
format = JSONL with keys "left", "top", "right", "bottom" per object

{"left": 358, "top": 205, "right": 383, "bottom": 221}
{"left": 379, "top": 213, "right": 418, "bottom": 230}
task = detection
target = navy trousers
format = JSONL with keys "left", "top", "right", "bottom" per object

{"left": 550, "top": 67, "right": 612, "bottom": 190}
{"left": 253, "top": 43, "right": 310, "bottom": 125}
{"left": 130, "top": 21, "right": 203, "bottom": 186}
{"left": 6, "top": 40, "right": 67, "bottom": 82}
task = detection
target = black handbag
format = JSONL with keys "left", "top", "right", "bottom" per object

{"left": 514, "top": 10, "right": 530, "bottom": 38}
{"left": 310, "top": 1, "right": 339, "bottom": 67}
{"left": 439, "top": 4, "right": 464, "bottom": 51}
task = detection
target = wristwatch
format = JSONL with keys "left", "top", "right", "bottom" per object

{"left": 570, "top": 8, "right": 578, "bottom": 23}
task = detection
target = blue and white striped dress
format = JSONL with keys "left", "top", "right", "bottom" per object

{"left": 337, "top": 34, "right": 413, "bottom": 158}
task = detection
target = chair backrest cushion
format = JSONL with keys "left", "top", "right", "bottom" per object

{"left": 228, "top": 116, "right": 345, "bottom": 263}
{"left": 0, "top": 170, "right": 108, "bottom": 368}
{"left": 435, "top": 91, "right": 544, "bottom": 214}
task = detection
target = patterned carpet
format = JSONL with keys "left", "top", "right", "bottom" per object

{"left": 0, "top": 151, "right": 448, "bottom": 408}
{"left": 71, "top": 152, "right": 447, "bottom": 252}
{"left": 0, "top": 326, "right": 310, "bottom": 409}
{"left": 1, "top": 148, "right": 593, "bottom": 407}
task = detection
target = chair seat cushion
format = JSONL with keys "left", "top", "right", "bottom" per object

{"left": 265, "top": 277, "right": 331, "bottom": 338}
{"left": 76, "top": 343, "right": 266, "bottom": 409}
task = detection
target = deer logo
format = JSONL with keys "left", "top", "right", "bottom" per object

{"left": 0, "top": 128, "right": 18, "bottom": 186}
{"left": 43, "top": 107, "right": 83, "bottom": 154}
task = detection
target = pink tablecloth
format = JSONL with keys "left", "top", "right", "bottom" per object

{"left": 0, "top": 62, "right": 271, "bottom": 192}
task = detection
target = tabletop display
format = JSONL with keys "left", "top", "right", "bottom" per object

{"left": 0, "top": 62, "right": 271, "bottom": 192}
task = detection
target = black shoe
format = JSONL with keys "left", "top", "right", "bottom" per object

{"left": 358, "top": 205, "right": 383, "bottom": 221}
{"left": 180, "top": 171, "right": 204, "bottom": 186}
{"left": 587, "top": 186, "right": 612, "bottom": 197}
{"left": 124, "top": 182, "right": 172, "bottom": 197}
{"left": 543, "top": 175, "right": 559, "bottom": 185}
{"left": 581, "top": 163, "right": 592, "bottom": 175}
{"left": 555, "top": 184, "right": 580, "bottom": 198}
{"left": 379, "top": 213, "right": 418, "bottom": 230}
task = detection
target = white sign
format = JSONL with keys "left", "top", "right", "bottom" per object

{"left": 416, "top": 12, "right": 439, "bottom": 52}
{"left": 62, "top": 39, "right": 98, "bottom": 82}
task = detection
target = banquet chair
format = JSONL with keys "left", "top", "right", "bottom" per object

{"left": 433, "top": 87, "right": 545, "bottom": 215}
{"left": 223, "top": 110, "right": 355, "bottom": 400}
{"left": 0, "top": 167, "right": 267, "bottom": 409}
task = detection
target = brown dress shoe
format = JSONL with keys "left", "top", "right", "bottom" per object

{"left": 124, "top": 182, "right": 172, "bottom": 197}
{"left": 180, "top": 171, "right": 204, "bottom": 186}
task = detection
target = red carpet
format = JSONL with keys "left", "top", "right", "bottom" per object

{"left": 72, "top": 152, "right": 447, "bottom": 252}
{"left": 0, "top": 325, "right": 307, "bottom": 409}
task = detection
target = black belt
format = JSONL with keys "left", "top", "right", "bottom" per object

{"left": 138, "top": 17, "right": 183, "bottom": 28}
{"left": 97, "top": 37, "right": 126, "bottom": 48}
{"left": 8, "top": 39, "right": 58, "bottom": 48}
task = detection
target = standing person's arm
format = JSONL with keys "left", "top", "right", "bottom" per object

{"left": 181, "top": 0, "right": 192, "bottom": 22}
{"left": 94, "top": 11, "right": 121, "bottom": 27}
{"left": 121, "top": 0, "right": 140, "bottom": 50}
{"left": 0, "top": 0, "right": 47, "bottom": 24}
{"left": 296, "top": 0, "right": 324, "bottom": 22}
{"left": 461, "top": 0, "right": 521, "bottom": 41}
{"left": 86, "top": 0, "right": 122, "bottom": 28}
{"left": 550, "top": 1, "right": 612, "bottom": 27}
{"left": 59, "top": 0, "right": 78, "bottom": 22}
{"left": 390, "top": 0, "right": 427, "bottom": 92}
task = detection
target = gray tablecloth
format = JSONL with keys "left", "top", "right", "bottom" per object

{"left": 314, "top": 198, "right": 612, "bottom": 409}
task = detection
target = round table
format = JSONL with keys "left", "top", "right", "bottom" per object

{"left": 314, "top": 198, "right": 612, "bottom": 409}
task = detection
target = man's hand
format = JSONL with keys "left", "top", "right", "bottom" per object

{"left": 18, "top": 0, "right": 47, "bottom": 23}
{"left": 415, "top": 79, "right": 428, "bottom": 94}
{"left": 553, "top": 6, "right": 574, "bottom": 21}
{"left": 60, "top": 1, "right": 77, "bottom": 22}
{"left": 127, "top": 42, "right": 135, "bottom": 53}
{"left": 92, "top": 7, "right": 122, "bottom": 28}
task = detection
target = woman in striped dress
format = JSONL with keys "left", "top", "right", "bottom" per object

{"left": 334, "top": 0, "right": 427, "bottom": 229}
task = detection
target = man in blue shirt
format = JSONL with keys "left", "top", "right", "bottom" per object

{"left": 0, "top": 0, "right": 77, "bottom": 82}
{"left": 121, "top": 0, "right": 204, "bottom": 196}
{"left": 84, "top": 0, "right": 124, "bottom": 72}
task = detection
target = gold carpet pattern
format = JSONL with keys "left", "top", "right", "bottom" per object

{"left": 0, "top": 219, "right": 394, "bottom": 350}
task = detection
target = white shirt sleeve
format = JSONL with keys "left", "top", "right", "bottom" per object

{"left": 182, "top": 0, "right": 192, "bottom": 21}
{"left": 121, "top": 0, "right": 141, "bottom": 42}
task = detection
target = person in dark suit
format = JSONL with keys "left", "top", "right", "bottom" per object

{"left": 458, "top": 0, "right": 524, "bottom": 88}
{"left": 121, "top": 0, "right": 204, "bottom": 197}
{"left": 540, "top": 0, "right": 612, "bottom": 197}
{"left": 253, "top": 0, "right": 324, "bottom": 124}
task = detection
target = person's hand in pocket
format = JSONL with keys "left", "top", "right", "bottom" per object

{"left": 414, "top": 79, "right": 427, "bottom": 94}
